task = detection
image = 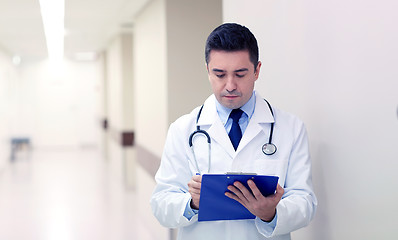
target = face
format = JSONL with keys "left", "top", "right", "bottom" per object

{"left": 207, "top": 50, "right": 261, "bottom": 109}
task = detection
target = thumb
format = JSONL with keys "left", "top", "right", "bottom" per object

{"left": 275, "top": 184, "right": 284, "bottom": 199}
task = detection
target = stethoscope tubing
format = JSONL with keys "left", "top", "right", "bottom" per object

{"left": 189, "top": 99, "right": 276, "bottom": 174}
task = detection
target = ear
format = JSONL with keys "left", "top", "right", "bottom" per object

{"left": 206, "top": 62, "right": 212, "bottom": 82}
{"left": 254, "top": 61, "right": 262, "bottom": 80}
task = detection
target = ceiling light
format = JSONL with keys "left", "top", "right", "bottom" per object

{"left": 39, "top": 0, "right": 65, "bottom": 64}
{"left": 12, "top": 55, "right": 21, "bottom": 65}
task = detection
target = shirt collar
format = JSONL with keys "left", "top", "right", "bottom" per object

{"left": 215, "top": 91, "right": 256, "bottom": 125}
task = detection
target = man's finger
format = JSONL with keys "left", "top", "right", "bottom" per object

{"left": 274, "top": 184, "right": 284, "bottom": 199}
{"left": 189, "top": 187, "right": 200, "bottom": 194}
{"left": 233, "top": 181, "right": 255, "bottom": 201}
{"left": 225, "top": 191, "right": 245, "bottom": 207}
{"left": 188, "top": 176, "right": 202, "bottom": 189}
{"left": 247, "top": 180, "right": 263, "bottom": 200}
{"left": 192, "top": 175, "right": 202, "bottom": 183}
{"left": 227, "top": 184, "right": 248, "bottom": 202}
{"left": 188, "top": 181, "right": 201, "bottom": 189}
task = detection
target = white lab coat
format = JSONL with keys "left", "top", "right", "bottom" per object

{"left": 150, "top": 93, "right": 317, "bottom": 240}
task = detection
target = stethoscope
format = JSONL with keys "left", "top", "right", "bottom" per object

{"left": 188, "top": 99, "right": 277, "bottom": 174}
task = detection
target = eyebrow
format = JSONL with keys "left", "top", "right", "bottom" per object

{"left": 234, "top": 68, "right": 249, "bottom": 73}
{"left": 212, "top": 68, "right": 249, "bottom": 73}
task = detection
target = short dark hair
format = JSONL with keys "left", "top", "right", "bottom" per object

{"left": 205, "top": 23, "right": 259, "bottom": 68}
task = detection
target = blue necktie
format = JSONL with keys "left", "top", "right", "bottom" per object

{"left": 228, "top": 109, "right": 243, "bottom": 151}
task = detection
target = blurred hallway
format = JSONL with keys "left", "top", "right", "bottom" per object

{"left": 0, "top": 149, "right": 155, "bottom": 240}
{"left": 1, "top": 0, "right": 397, "bottom": 239}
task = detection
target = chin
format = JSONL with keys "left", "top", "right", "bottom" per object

{"left": 222, "top": 101, "right": 241, "bottom": 109}
{"left": 216, "top": 96, "right": 242, "bottom": 109}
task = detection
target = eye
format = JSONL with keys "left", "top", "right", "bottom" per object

{"left": 236, "top": 74, "right": 245, "bottom": 78}
{"left": 216, "top": 74, "right": 225, "bottom": 78}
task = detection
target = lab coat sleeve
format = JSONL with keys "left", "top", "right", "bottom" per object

{"left": 150, "top": 120, "right": 199, "bottom": 228}
{"left": 256, "top": 121, "right": 317, "bottom": 237}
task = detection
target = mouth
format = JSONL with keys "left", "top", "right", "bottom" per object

{"left": 224, "top": 95, "right": 239, "bottom": 99}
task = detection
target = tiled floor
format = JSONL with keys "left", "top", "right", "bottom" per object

{"left": 0, "top": 148, "right": 154, "bottom": 240}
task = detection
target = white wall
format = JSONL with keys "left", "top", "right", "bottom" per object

{"left": 224, "top": 0, "right": 398, "bottom": 239}
{"left": 166, "top": 0, "right": 218, "bottom": 123}
{"left": 0, "top": 50, "right": 18, "bottom": 169}
{"left": 133, "top": 1, "right": 222, "bottom": 239}
{"left": 0, "top": 50, "right": 102, "bottom": 172}
{"left": 133, "top": 1, "right": 168, "bottom": 239}
{"left": 106, "top": 34, "right": 134, "bottom": 132}
{"left": 6, "top": 59, "right": 102, "bottom": 149}
{"left": 134, "top": 0, "right": 168, "bottom": 157}
{"left": 105, "top": 33, "right": 136, "bottom": 186}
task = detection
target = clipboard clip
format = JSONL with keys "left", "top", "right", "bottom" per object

{"left": 225, "top": 172, "right": 257, "bottom": 175}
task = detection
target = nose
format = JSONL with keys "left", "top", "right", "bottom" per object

{"left": 225, "top": 76, "right": 237, "bottom": 92}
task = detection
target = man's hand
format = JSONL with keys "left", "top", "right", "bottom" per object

{"left": 225, "top": 180, "right": 284, "bottom": 222}
{"left": 187, "top": 175, "right": 202, "bottom": 210}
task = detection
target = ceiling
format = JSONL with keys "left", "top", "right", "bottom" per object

{"left": 0, "top": 0, "right": 150, "bottom": 62}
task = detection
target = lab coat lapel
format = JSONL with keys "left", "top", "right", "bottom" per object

{"left": 208, "top": 117, "right": 236, "bottom": 158}
{"left": 236, "top": 94, "right": 275, "bottom": 153}
{"left": 197, "top": 95, "right": 236, "bottom": 158}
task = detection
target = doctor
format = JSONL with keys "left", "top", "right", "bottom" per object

{"left": 150, "top": 23, "right": 317, "bottom": 240}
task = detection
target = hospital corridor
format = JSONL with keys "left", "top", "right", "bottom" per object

{"left": 0, "top": 148, "right": 153, "bottom": 240}
{"left": 1, "top": 0, "right": 398, "bottom": 240}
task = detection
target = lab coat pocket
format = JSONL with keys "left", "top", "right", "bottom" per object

{"left": 250, "top": 159, "right": 284, "bottom": 176}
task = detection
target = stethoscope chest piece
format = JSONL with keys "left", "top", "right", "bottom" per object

{"left": 262, "top": 143, "right": 277, "bottom": 155}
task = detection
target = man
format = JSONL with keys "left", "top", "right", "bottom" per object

{"left": 150, "top": 23, "right": 317, "bottom": 240}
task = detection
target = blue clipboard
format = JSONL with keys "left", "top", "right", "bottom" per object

{"left": 198, "top": 174, "right": 279, "bottom": 222}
